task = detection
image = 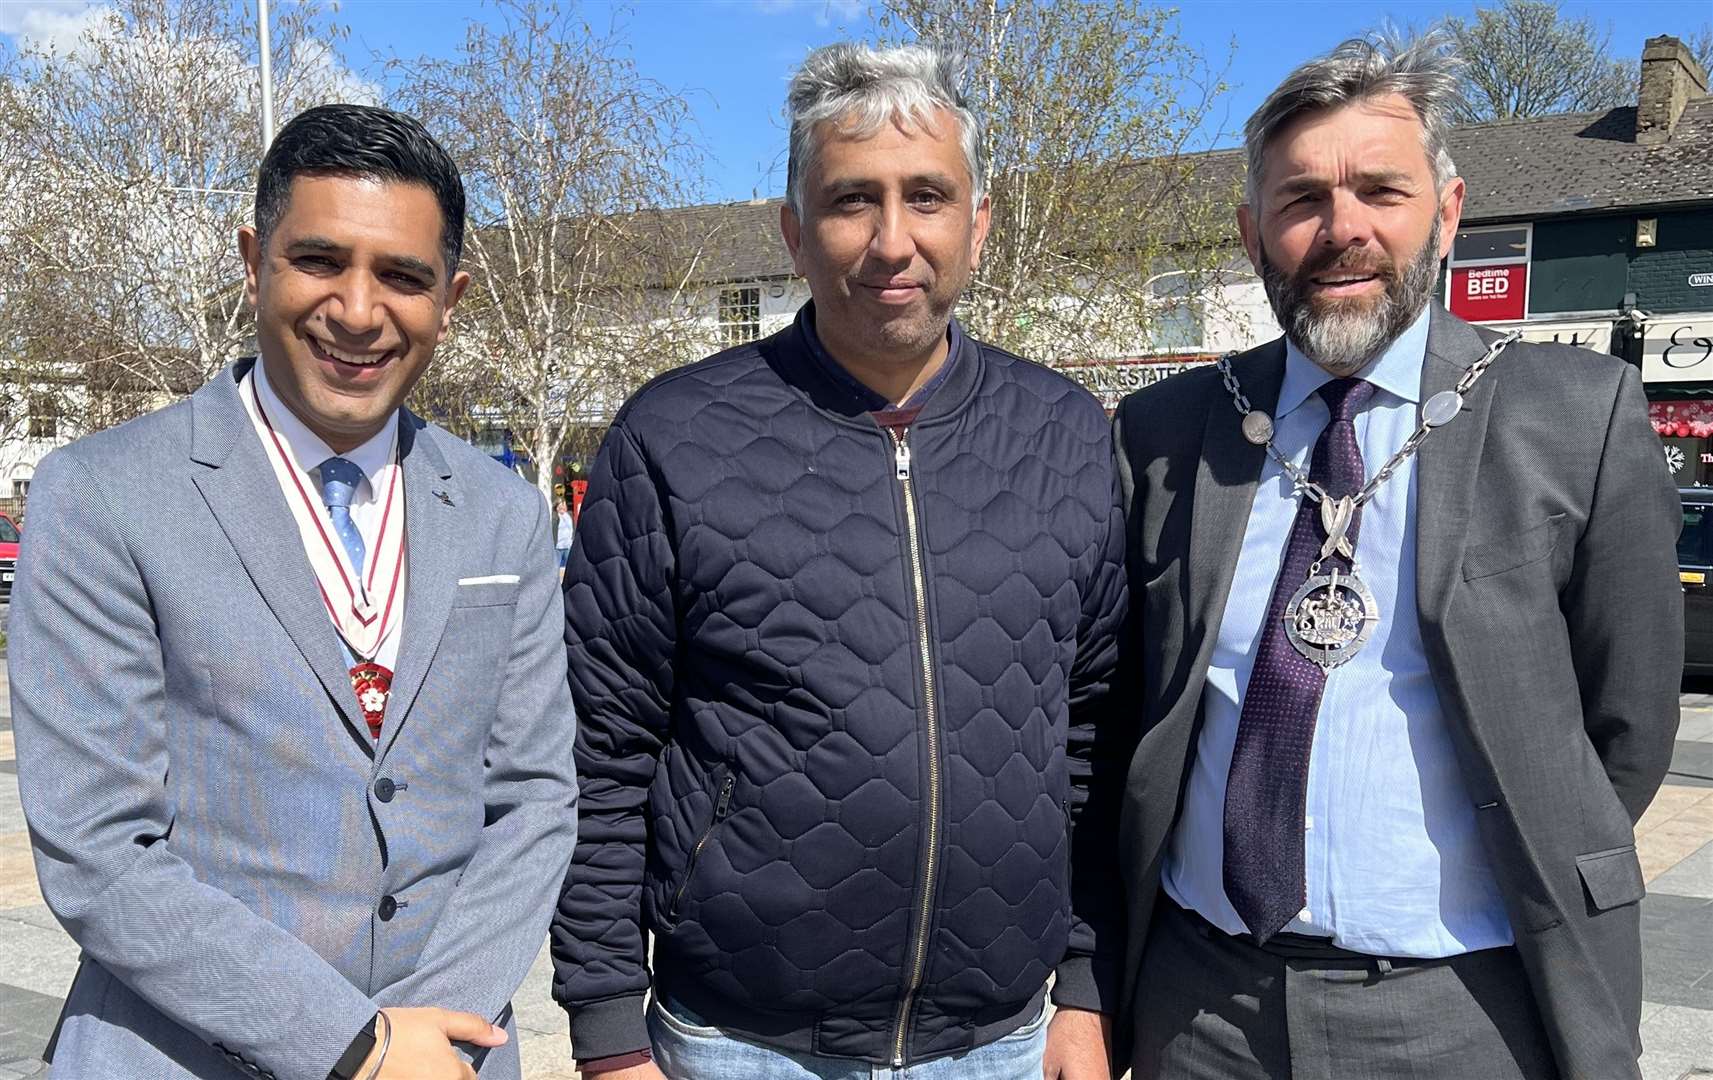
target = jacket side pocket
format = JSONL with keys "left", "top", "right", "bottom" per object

{"left": 667, "top": 765, "right": 735, "bottom": 924}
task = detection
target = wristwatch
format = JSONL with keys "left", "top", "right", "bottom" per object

{"left": 328, "top": 1014, "right": 379, "bottom": 1080}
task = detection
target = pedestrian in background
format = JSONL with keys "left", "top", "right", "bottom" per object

{"left": 556, "top": 499, "right": 575, "bottom": 570}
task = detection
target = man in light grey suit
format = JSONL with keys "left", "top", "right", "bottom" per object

{"left": 1109, "top": 34, "right": 1681, "bottom": 1080}
{"left": 8, "top": 104, "right": 577, "bottom": 1080}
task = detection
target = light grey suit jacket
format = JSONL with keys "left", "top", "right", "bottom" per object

{"left": 1111, "top": 308, "right": 1682, "bottom": 1079}
{"left": 8, "top": 360, "right": 578, "bottom": 1080}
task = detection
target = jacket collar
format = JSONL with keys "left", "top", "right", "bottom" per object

{"left": 769, "top": 302, "right": 983, "bottom": 423}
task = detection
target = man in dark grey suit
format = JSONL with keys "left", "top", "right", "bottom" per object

{"left": 9, "top": 106, "right": 577, "bottom": 1079}
{"left": 1110, "top": 33, "right": 1681, "bottom": 1080}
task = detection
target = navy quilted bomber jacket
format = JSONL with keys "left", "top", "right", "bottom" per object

{"left": 553, "top": 307, "right": 1131, "bottom": 1066}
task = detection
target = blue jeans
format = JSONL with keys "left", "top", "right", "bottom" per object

{"left": 647, "top": 996, "right": 1049, "bottom": 1080}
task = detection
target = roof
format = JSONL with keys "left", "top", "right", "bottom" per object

{"left": 612, "top": 96, "right": 1713, "bottom": 285}
{"left": 1450, "top": 98, "right": 1713, "bottom": 222}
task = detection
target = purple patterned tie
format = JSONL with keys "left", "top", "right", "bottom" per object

{"left": 1223, "top": 377, "right": 1375, "bottom": 943}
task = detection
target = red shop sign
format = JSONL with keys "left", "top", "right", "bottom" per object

{"left": 1450, "top": 264, "right": 1526, "bottom": 322}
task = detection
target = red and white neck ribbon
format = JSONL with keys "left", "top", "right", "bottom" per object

{"left": 252, "top": 380, "right": 407, "bottom": 661}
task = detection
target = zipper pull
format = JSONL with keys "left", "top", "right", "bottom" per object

{"left": 715, "top": 774, "right": 735, "bottom": 818}
{"left": 894, "top": 434, "right": 912, "bottom": 480}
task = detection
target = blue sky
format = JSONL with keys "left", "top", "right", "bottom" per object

{"left": 4, "top": 0, "right": 1709, "bottom": 202}
{"left": 341, "top": 0, "right": 1711, "bottom": 202}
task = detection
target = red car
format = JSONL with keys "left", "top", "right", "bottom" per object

{"left": 0, "top": 512, "right": 18, "bottom": 601}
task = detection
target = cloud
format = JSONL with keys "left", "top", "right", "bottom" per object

{"left": 752, "top": 0, "right": 865, "bottom": 28}
{"left": 0, "top": 3, "right": 113, "bottom": 56}
{"left": 284, "top": 36, "right": 382, "bottom": 109}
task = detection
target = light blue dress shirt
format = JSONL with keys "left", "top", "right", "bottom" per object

{"left": 1162, "top": 308, "right": 1513, "bottom": 958}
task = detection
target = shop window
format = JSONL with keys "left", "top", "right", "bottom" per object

{"left": 1446, "top": 224, "right": 1532, "bottom": 323}
{"left": 1651, "top": 400, "right": 1713, "bottom": 487}
{"left": 718, "top": 286, "right": 762, "bottom": 346}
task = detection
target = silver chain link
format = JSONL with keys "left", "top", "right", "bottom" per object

{"left": 1215, "top": 330, "right": 1521, "bottom": 509}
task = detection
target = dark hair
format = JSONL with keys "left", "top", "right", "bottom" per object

{"left": 255, "top": 103, "right": 466, "bottom": 275}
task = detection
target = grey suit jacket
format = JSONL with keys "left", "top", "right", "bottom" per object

{"left": 8, "top": 360, "right": 578, "bottom": 1080}
{"left": 1111, "top": 308, "right": 1682, "bottom": 1079}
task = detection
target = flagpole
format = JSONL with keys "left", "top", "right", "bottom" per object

{"left": 257, "top": 0, "right": 276, "bottom": 153}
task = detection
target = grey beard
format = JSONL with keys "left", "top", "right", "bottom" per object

{"left": 1260, "top": 224, "right": 1442, "bottom": 377}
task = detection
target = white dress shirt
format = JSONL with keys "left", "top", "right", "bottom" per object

{"left": 240, "top": 358, "right": 406, "bottom": 673}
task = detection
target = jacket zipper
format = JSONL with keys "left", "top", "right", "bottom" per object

{"left": 670, "top": 769, "right": 735, "bottom": 919}
{"left": 888, "top": 428, "right": 941, "bottom": 1067}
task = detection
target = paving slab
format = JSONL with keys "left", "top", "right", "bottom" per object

{"left": 0, "top": 983, "right": 58, "bottom": 1076}
{"left": 1651, "top": 840, "right": 1713, "bottom": 901}
{"left": 1671, "top": 741, "right": 1713, "bottom": 789}
{"left": 1678, "top": 712, "right": 1713, "bottom": 744}
{"left": 0, "top": 776, "right": 24, "bottom": 838}
{"left": 1642, "top": 893, "right": 1713, "bottom": 1010}
{"left": 1640, "top": 1004, "right": 1713, "bottom": 1080}
{"left": 0, "top": 913, "right": 80, "bottom": 1002}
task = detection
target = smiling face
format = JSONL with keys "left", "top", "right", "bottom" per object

{"left": 781, "top": 107, "right": 989, "bottom": 377}
{"left": 238, "top": 174, "right": 469, "bottom": 452}
{"left": 1239, "top": 93, "right": 1464, "bottom": 375}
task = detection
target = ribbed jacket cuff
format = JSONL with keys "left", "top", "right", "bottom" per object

{"left": 567, "top": 994, "right": 651, "bottom": 1063}
{"left": 1051, "top": 954, "right": 1114, "bottom": 1014}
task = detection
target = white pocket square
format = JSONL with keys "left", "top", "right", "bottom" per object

{"left": 458, "top": 574, "right": 520, "bottom": 586}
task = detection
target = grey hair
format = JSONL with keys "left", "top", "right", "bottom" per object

{"left": 1244, "top": 30, "right": 1467, "bottom": 207}
{"left": 785, "top": 42, "right": 985, "bottom": 219}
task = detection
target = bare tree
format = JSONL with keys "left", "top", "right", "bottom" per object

{"left": 1448, "top": 0, "right": 1635, "bottom": 121}
{"left": 0, "top": 0, "right": 366, "bottom": 443}
{"left": 878, "top": 0, "right": 1237, "bottom": 369}
{"left": 394, "top": 0, "right": 713, "bottom": 503}
{"left": 1690, "top": 25, "right": 1713, "bottom": 78}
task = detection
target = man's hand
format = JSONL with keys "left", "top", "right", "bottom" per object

{"left": 1043, "top": 1007, "right": 1113, "bottom": 1080}
{"left": 582, "top": 1063, "right": 668, "bottom": 1080}
{"left": 358, "top": 1007, "right": 508, "bottom": 1080}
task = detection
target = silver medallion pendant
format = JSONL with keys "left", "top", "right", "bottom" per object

{"left": 1242, "top": 410, "right": 1274, "bottom": 445}
{"left": 1422, "top": 390, "right": 1463, "bottom": 428}
{"left": 1284, "top": 565, "right": 1380, "bottom": 670}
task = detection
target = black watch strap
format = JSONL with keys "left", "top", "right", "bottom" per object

{"left": 329, "top": 1014, "right": 379, "bottom": 1080}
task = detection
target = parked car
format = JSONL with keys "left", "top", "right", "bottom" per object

{"left": 0, "top": 512, "right": 18, "bottom": 602}
{"left": 1680, "top": 489, "right": 1713, "bottom": 674}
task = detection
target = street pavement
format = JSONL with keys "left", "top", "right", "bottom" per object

{"left": 1, "top": 648, "right": 1711, "bottom": 1078}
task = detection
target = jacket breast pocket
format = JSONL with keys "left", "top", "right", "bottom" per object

{"left": 451, "top": 580, "right": 522, "bottom": 608}
{"left": 1576, "top": 844, "right": 1646, "bottom": 914}
{"left": 1461, "top": 514, "right": 1566, "bottom": 582}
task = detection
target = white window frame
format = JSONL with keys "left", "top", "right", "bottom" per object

{"left": 717, "top": 285, "right": 762, "bottom": 346}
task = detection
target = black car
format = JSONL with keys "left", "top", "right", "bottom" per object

{"left": 1680, "top": 489, "right": 1713, "bottom": 674}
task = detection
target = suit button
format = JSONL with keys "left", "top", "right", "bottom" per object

{"left": 374, "top": 777, "right": 396, "bottom": 802}
{"left": 378, "top": 895, "right": 398, "bottom": 921}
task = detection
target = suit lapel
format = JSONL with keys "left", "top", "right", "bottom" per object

{"left": 1415, "top": 308, "right": 1500, "bottom": 627}
{"left": 189, "top": 361, "right": 366, "bottom": 743}
{"left": 377, "top": 414, "right": 464, "bottom": 759}
{"left": 1185, "top": 341, "right": 1284, "bottom": 683}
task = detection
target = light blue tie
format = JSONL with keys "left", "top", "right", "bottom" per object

{"left": 318, "top": 456, "right": 367, "bottom": 579}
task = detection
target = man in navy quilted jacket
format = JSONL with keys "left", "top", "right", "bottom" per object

{"left": 553, "top": 41, "right": 1129, "bottom": 1080}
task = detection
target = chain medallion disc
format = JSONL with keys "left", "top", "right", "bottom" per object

{"left": 1283, "top": 566, "right": 1380, "bottom": 670}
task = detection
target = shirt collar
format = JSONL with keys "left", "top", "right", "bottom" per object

{"left": 1276, "top": 304, "right": 1431, "bottom": 419}
{"left": 252, "top": 357, "right": 396, "bottom": 490}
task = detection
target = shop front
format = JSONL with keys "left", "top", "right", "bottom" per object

{"left": 1641, "top": 314, "right": 1713, "bottom": 487}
